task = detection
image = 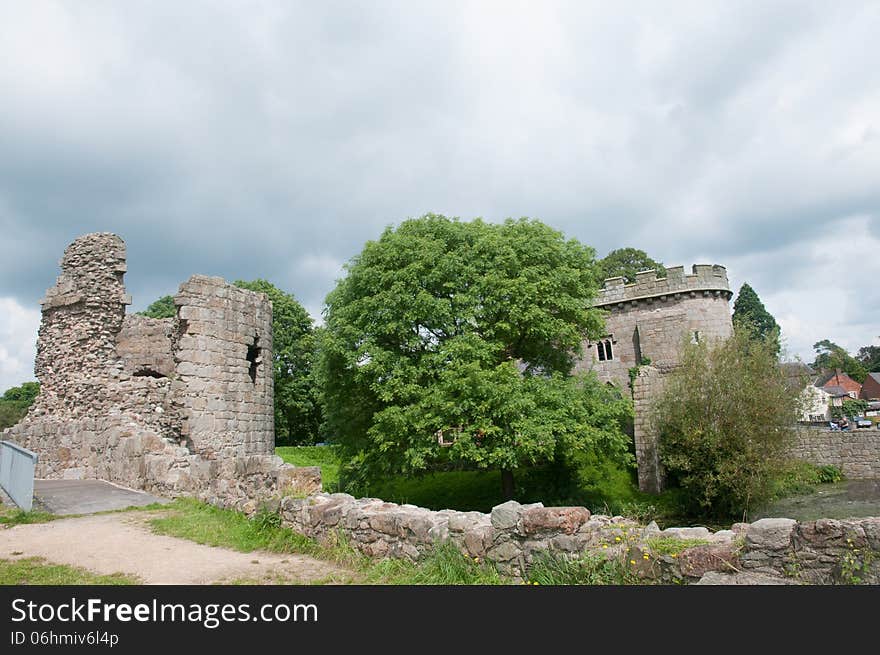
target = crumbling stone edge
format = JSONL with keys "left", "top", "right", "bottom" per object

{"left": 268, "top": 493, "right": 880, "bottom": 584}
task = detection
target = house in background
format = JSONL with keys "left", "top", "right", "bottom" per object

{"left": 816, "top": 370, "right": 862, "bottom": 399}
{"left": 860, "top": 372, "right": 880, "bottom": 401}
{"left": 781, "top": 363, "right": 827, "bottom": 422}
{"left": 799, "top": 383, "right": 833, "bottom": 422}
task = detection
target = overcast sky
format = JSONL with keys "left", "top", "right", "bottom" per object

{"left": 1, "top": 1, "right": 879, "bottom": 391}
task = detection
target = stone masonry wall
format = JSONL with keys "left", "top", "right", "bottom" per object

{"left": 2, "top": 232, "right": 318, "bottom": 509}
{"left": 786, "top": 424, "right": 880, "bottom": 479}
{"left": 279, "top": 493, "right": 880, "bottom": 584}
{"left": 175, "top": 275, "right": 274, "bottom": 459}
{"left": 631, "top": 365, "right": 667, "bottom": 493}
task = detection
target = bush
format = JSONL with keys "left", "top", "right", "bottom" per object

{"left": 816, "top": 464, "right": 843, "bottom": 484}
{"left": 653, "top": 330, "right": 799, "bottom": 520}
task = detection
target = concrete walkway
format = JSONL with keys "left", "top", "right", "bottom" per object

{"left": 33, "top": 479, "right": 169, "bottom": 515}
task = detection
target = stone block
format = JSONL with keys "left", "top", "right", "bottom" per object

{"left": 487, "top": 540, "right": 521, "bottom": 562}
{"left": 521, "top": 506, "right": 591, "bottom": 535}
{"left": 490, "top": 500, "right": 523, "bottom": 530}
{"left": 746, "top": 518, "right": 797, "bottom": 551}
{"left": 661, "top": 526, "right": 712, "bottom": 540}
{"left": 276, "top": 465, "right": 322, "bottom": 495}
{"left": 677, "top": 543, "right": 740, "bottom": 578}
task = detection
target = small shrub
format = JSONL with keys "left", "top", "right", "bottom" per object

{"left": 654, "top": 330, "right": 799, "bottom": 519}
{"left": 816, "top": 465, "right": 843, "bottom": 484}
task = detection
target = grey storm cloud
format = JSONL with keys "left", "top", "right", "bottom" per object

{"left": 0, "top": 0, "right": 879, "bottom": 391}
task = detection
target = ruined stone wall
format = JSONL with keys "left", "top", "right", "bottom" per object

{"left": 577, "top": 264, "right": 733, "bottom": 388}
{"left": 175, "top": 275, "right": 274, "bottom": 459}
{"left": 786, "top": 424, "right": 880, "bottom": 479}
{"left": 278, "top": 493, "right": 880, "bottom": 584}
{"left": 2, "top": 232, "right": 317, "bottom": 509}
{"left": 631, "top": 365, "right": 667, "bottom": 493}
{"left": 34, "top": 233, "right": 132, "bottom": 414}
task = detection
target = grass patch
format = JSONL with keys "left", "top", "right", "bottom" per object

{"left": 149, "top": 498, "right": 321, "bottom": 556}
{"left": 276, "top": 446, "right": 342, "bottom": 491}
{"left": 644, "top": 537, "right": 710, "bottom": 556}
{"left": 527, "top": 550, "right": 641, "bottom": 585}
{"left": 0, "top": 557, "right": 138, "bottom": 585}
{"left": 359, "top": 543, "right": 503, "bottom": 585}
{"left": 0, "top": 506, "right": 57, "bottom": 526}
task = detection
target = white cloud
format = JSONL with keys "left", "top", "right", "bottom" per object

{"left": 0, "top": 297, "right": 40, "bottom": 392}
{"left": 0, "top": 1, "right": 878, "bottom": 366}
{"left": 724, "top": 214, "right": 880, "bottom": 362}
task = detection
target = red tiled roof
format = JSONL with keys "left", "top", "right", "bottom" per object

{"left": 820, "top": 371, "right": 862, "bottom": 396}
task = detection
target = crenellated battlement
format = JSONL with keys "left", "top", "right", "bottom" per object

{"left": 594, "top": 264, "right": 731, "bottom": 308}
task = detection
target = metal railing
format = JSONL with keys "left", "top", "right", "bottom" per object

{"left": 0, "top": 440, "right": 39, "bottom": 512}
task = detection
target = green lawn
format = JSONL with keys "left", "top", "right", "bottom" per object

{"left": 150, "top": 497, "right": 321, "bottom": 556}
{"left": 274, "top": 445, "right": 656, "bottom": 516}
{"left": 0, "top": 558, "right": 138, "bottom": 585}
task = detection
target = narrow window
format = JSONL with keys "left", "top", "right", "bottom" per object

{"left": 604, "top": 339, "right": 614, "bottom": 360}
{"left": 597, "top": 341, "right": 606, "bottom": 361}
{"left": 692, "top": 330, "right": 701, "bottom": 344}
{"left": 246, "top": 337, "right": 261, "bottom": 384}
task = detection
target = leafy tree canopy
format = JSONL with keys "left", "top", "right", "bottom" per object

{"left": 856, "top": 344, "right": 880, "bottom": 373}
{"left": 2, "top": 381, "right": 40, "bottom": 404}
{"left": 0, "top": 381, "right": 40, "bottom": 430}
{"left": 319, "top": 214, "right": 633, "bottom": 499}
{"left": 234, "top": 279, "right": 321, "bottom": 446}
{"left": 138, "top": 295, "right": 176, "bottom": 319}
{"left": 812, "top": 339, "right": 867, "bottom": 383}
{"left": 654, "top": 330, "right": 798, "bottom": 519}
{"left": 596, "top": 248, "right": 665, "bottom": 284}
{"left": 732, "top": 283, "right": 781, "bottom": 355}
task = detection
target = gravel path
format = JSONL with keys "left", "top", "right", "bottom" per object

{"left": 0, "top": 511, "right": 351, "bottom": 584}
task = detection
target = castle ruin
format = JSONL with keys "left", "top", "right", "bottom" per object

{"left": 577, "top": 264, "right": 735, "bottom": 493}
{"left": 2, "top": 233, "right": 318, "bottom": 509}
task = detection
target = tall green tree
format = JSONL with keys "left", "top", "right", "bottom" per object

{"left": 812, "top": 339, "right": 868, "bottom": 383}
{"left": 234, "top": 280, "right": 321, "bottom": 445}
{"left": 732, "top": 283, "right": 781, "bottom": 355}
{"left": 856, "top": 344, "right": 880, "bottom": 373}
{"left": 319, "top": 214, "right": 633, "bottom": 499}
{"left": 653, "top": 330, "right": 798, "bottom": 519}
{"left": 596, "top": 247, "right": 665, "bottom": 284}
{"left": 138, "top": 295, "right": 176, "bottom": 319}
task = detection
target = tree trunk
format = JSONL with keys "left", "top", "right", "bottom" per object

{"left": 501, "top": 468, "right": 515, "bottom": 501}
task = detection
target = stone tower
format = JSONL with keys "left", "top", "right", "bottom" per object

{"left": 576, "top": 264, "right": 734, "bottom": 493}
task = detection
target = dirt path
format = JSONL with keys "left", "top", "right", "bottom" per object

{"left": 0, "top": 512, "right": 352, "bottom": 584}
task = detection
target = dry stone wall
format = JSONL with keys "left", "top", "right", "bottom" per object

{"left": 2, "top": 232, "right": 318, "bottom": 509}
{"left": 279, "top": 493, "right": 880, "bottom": 584}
